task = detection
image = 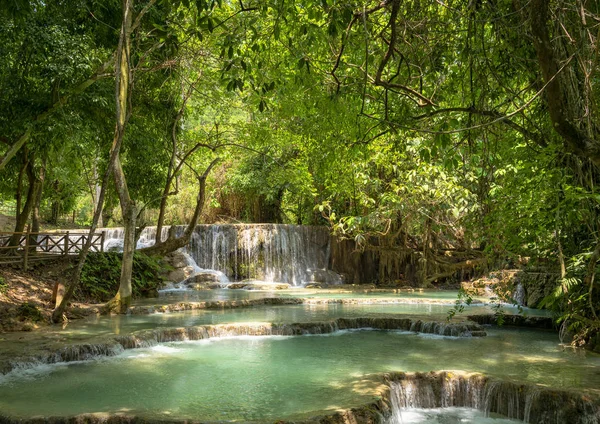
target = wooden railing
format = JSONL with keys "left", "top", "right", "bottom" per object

{"left": 0, "top": 229, "right": 105, "bottom": 269}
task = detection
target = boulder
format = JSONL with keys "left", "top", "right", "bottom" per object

{"left": 186, "top": 272, "right": 222, "bottom": 284}
{"left": 187, "top": 282, "right": 222, "bottom": 290}
{"left": 308, "top": 269, "right": 342, "bottom": 285}
{"left": 165, "top": 250, "right": 190, "bottom": 269}
{"left": 166, "top": 266, "right": 195, "bottom": 283}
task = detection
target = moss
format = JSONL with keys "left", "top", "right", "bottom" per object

{"left": 79, "top": 252, "right": 167, "bottom": 302}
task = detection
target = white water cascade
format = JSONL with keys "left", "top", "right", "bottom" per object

{"left": 187, "top": 224, "right": 340, "bottom": 286}
{"left": 102, "top": 226, "right": 171, "bottom": 252}
{"left": 386, "top": 372, "right": 600, "bottom": 424}
{"left": 101, "top": 224, "right": 340, "bottom": 287}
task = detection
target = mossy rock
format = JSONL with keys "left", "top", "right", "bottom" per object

{"left": 518, "top": 271, "right": 559, "bottom": 308}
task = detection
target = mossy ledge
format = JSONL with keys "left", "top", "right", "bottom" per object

{"left": 467, "top": 313, "right": 555, "bottom": 329}
{"left": 0, "top": 318, "right": 485, "bottom": 376}
{"left": 127, "top": 296, "right": 473, "bottom": 315}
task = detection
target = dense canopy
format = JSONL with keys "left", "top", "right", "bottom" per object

{"left": 0, "top": 0, "right": 599, "bottom": 342}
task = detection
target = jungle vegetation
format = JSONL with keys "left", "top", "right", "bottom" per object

{"left": 0, "top": 0, "right": 599, "bottom": 345}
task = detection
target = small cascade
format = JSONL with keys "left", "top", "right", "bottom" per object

{"left": 101, "top": 227, "right": 228, "bottom": 290}
{"left": 385, "top": 371, "right": 600, "bottom": 424}
{"left": 188, "top": 224, "right": 340, "bottom": 286}
{"left": 387, "top": 382, "right": 405, "bottom": 424}
{"left": 513, "top": 282, "right": 526, "bottom": 306}
{"left": 102, "top": 226, "right": 171, "bottom": 251}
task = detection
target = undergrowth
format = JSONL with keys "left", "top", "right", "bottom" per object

{"left": 78, "top": 252, "right": 168, "bottom": 302}
{"left": 0, "top": 276, "right": 7, "bottom": 294}
{"left": 17, "top": 302, "right": 43, "bottom": 322}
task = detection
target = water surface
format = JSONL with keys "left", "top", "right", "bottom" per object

{"left": 52, "top": 301, "right": 547, "bottom": 341}
{"left": 1, "top": 328, "right": 598, "bottom": 421}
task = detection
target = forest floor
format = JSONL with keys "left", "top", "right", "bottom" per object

{"left": 0, "top": 258, "right": 101, "bottom": 332}
{"left": 0, "top": 213, "right": 14, "bottom": 232}
{"left": 0, "top": 213, "right": 103, "bottom": 332}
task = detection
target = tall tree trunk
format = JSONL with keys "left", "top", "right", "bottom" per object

{"left": 114, "top": 199, "right": 136, "bottom": 310}
{"left": 110, "top": 158, "right": 137, "bottom": 313}
{"left": 529, "top": 0, "right": 600, "bottom": 163}
{"left": 154, "top": 82, "right": 196, "bottom": 244}
{"left": 107, "top": 0, "right": 135, "bottom": 313}
{"left": 52, "top": 0, "right": 137, "bottom": 322}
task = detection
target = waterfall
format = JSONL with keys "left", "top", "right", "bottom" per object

{"left": 385, "top": 372, "right": 600, "bottom": 424}
{"left": 101, "top": 224, "right": 340, "bottom": 287}
{"left": 102, "top": 226, "right": 171, "bottom": 251}
{"left": 513, "top": 282, "right": 526, "bottom": 306}
{"left": 187, "top": 224, "right": 340, "bottom": 286}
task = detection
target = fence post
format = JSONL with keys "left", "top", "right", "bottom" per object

{"left": 101, "top": 231, "right": 105, "bottom": 253}
{"left": 64, "top": 231, "right": 69, "bottom": 256}
{"left": 23, "top": 225, "right": 30, "bottom": 271}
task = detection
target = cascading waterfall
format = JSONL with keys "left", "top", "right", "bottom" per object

{"left": 101, "top": 224, "right": 340, "bottom": 287}
{"left": 386, "top": 372, "right": 600, "bottom": 424}
{"left": 187, "top": 224, "right": 340, "bottom": 286}
{"left": 513, "top": 282, "right": 526, "bottom": 306}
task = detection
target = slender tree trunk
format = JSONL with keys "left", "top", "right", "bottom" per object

{"left": 94, "top": 160, "right": 103, "bottom": 228}
{"left": 154, "top": 82, "right": 196, "bottom": 244}
{"left": 110, "top": 157, "right": 137, "bottom": 312}
{"left": 15, "top": 159, "right": 26, "bottom": 216}
{"left": 141, "top": 158, "right": 219, "bottom": 257}
{"left": 9, "top": 158, "right": 41, "bottom": 247}
{"left": 52, "top": 0, "right": 136, "bottom": 322}
{"left": 154, "top": 177, "right": 171, "bottom": 244}
{"left": 51, "top": 155, "right": 115, "bottom": 322}
{"left": 107, "top": 0, "right": 136, "bottom": 313}
{"left": 50, "top": 180, "right": 60, "bottom": 224}
{"left": 29, "top": 159, "right": 46, "bottom": 253}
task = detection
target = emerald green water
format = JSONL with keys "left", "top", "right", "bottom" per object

{"left": 1, "top": 328, "right": 598, "bottom": 421}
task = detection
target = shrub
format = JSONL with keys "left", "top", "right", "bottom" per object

{"left": 79, "top": 252, "right": 167, "bottom": 302}
{"left": 17, "top": 302, "right": 43, "bottom": 322}
{"left": 0, "top": 276, "right": 7, "bottom": 295}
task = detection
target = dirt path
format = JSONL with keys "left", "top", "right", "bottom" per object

{"left": 0, "top": 259, "right": 101, "bottom": 332}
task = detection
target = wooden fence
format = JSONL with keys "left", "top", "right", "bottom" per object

{"left": 0, "top": 229, "right": 105, "bottom": 269}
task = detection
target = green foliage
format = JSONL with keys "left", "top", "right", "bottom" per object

{"left": 79, "top": 252, "right": 167, "bottom": 302}
{"left": 446, "top": 288, "right": 473, "bottom": 321}
{"left": 447, "top": 284, "right": 523, "bottom": 325}
{"left": 0, "top": 0, "right": 598, "bottom": 338}
{"left": 0, "top": 276, "right": 7, "bottom": 294}
{"left": 539, "top": 251, "right": 600, "bottom": 344}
